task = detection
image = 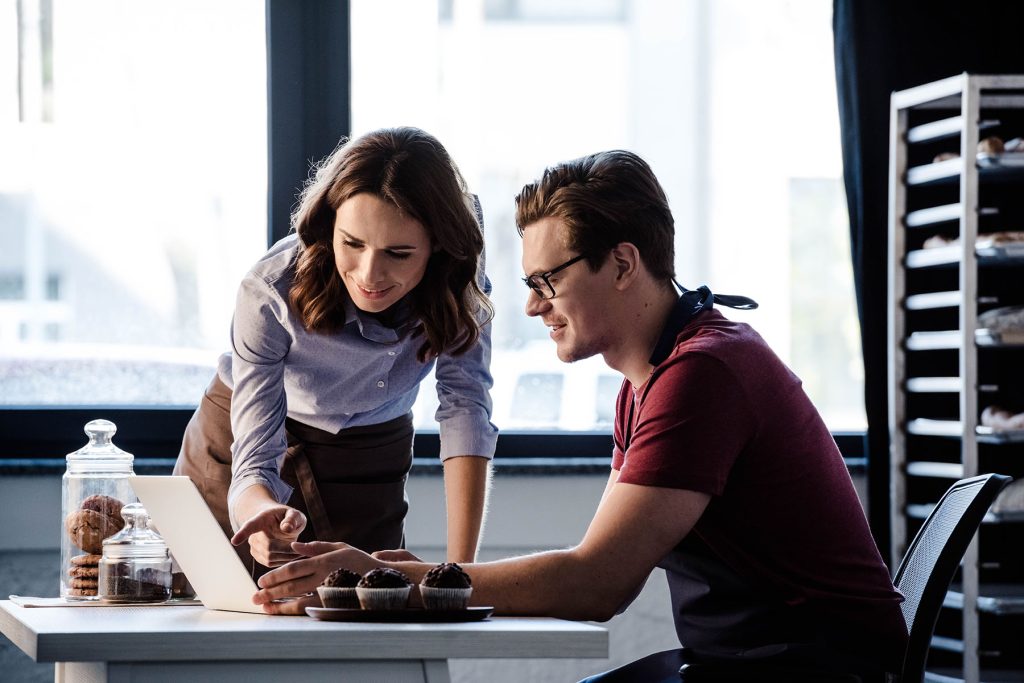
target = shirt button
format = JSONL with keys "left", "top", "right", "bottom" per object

{"left": 387, "top": 351, "right": 396, "bottom": 356}
{"left": 377, "top": 380, "right": 385, "bottom": 388}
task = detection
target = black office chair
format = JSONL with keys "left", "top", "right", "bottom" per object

{"left": 678, "top": 473, "right": 1012, "bottom": 683}
{"left": 889, "top": 473, "right": 1010, "bottom": 683}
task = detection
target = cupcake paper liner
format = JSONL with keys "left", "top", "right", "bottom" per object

{"left": 356, "top": 585, "right": 411, "bottom": 610}
{"left": 317, "top": 586, "right": 360, "bottom": 609}
{"left": 419, "top": 585, "right": 472, "bottom": 611}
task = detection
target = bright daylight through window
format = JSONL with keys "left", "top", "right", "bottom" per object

{"left": 352, "top": 0, "right": 867, "bottom": 431}
{"left": 1, "top": 0, "right": 866, "bottom": 433}
{"left": 0, "top": 0, "right": 266, "bottom": 406}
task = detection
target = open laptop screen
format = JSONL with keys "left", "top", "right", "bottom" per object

{"left": 130, "top": 476, "right": 263, "bottom": 614}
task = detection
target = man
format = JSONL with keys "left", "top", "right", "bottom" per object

{"left": 253, "top": 150, "right": 907, "bottom": 682}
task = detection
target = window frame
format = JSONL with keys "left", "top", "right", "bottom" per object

{"left": 0, "top": 0, "right": 866, "bottom": 470}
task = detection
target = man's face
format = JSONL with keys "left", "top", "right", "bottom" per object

{"left": 521, "top": 217, "right": 613, "bottom": 363}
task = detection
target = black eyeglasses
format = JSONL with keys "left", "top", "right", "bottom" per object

{"left": 522, "top": 253, "right": 588, "bottom": 300}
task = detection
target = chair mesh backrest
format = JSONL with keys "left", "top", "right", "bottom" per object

{"left": 894, "top": 483, "right": 977, "bottom": 631}
{"left": 891, "top": 474, "right": 1010, "bottom": 682}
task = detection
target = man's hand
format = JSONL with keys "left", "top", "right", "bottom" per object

{"left": 261, "top": 594, "right": 320, "bottom": 616}
{"left": 371, "top": 549, "right": 422, "bottom": 562}
{"left": 230, "top": 504, "right": 307, "bottom": 567}
{"left": 255, "top": 540, "right": 383, "bottom": 613}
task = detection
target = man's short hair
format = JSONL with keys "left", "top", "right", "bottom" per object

{"left": 514, "top": 150, "right": 675, "bottom": 281}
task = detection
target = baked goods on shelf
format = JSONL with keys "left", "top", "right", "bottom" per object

{"left": 981, "top": 405, "right": 1024, "bottom": 433}
{"left": 978, "top": 135, "right": 1006, "bottom": 155}
{"left": 978, "top": 305, "right": 1024, "bottom": 345}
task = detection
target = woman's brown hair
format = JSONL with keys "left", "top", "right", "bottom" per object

{"left": 289, "top": 127, "right": 492, "bottom": 361}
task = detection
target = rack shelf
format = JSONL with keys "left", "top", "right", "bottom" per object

{"left": 905, "top": 244, "right": 1024, "bottom": 269}
{"left": 889, "top": 73, "right": 1024, "bottom": 683}
{"left": 906, "top": 377, "right": 963, "bottom": 393}
{"left": 906, "top": 117, "right": 999, "bottom": 143}
{"left": 945, "top": 584, "right": 1024, "bottom": 615}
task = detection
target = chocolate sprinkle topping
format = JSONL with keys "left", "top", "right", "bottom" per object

{"left": 322, "top": 568, "right": 362, "bottom": 588}
{"left": 421, "top": 562, "right": 471, "bottom": 588}
{"left": 357, "top": 567, "right": 411, "bottom": 588}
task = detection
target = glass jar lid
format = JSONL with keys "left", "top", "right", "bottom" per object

{"left": 102, "top": 503, "right": 169, "bottom": 561}
{"left": 66, "top": 419, "right": 134, "bottom": 473}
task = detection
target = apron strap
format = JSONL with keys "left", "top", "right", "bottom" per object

{"left": 284, "top": 442, "right": 334, "bottom": 542}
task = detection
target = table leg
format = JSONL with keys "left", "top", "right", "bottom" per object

{"left": 423, "top": 659, "right": 451, "bottom": 683}
{"left": 56, "top": 662, "right": 105, "bottom": 683}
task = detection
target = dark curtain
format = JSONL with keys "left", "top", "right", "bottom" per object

{"left": 833, "top": 0, "right": 1024, "bottom": 567}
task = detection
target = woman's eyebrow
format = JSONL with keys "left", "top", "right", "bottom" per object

{"left": 338, "top": 229, "right": 417, "bottom": 250}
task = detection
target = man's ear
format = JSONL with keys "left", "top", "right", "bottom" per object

{"left": 609, "top": 242, "right": 641, "bottom": 290}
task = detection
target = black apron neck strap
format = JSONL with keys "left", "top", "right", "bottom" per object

{"left": 648, "top": 283, "right": 759, "bottom": 366}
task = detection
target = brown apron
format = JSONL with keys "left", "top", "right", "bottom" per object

{"left": 173, "top": 375, "right": 413, "bottom": 574}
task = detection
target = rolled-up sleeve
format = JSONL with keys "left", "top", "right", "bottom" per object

{"left": 435, "top": 195, "right": 498, "bottom": 460}
{"left": 226, "top": 273, "right": 296, "bottom": 529}
{"left": 434, "top": 303, "right": 498, "bottom": 460}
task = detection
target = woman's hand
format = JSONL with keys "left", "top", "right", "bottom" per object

{"left": 230, "top": 504, "right": 307, "bottom": 567}
{"left": 255, "top": 541, "right": 382, "bottom": 614}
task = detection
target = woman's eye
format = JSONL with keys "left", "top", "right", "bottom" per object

{"left": 387, "top": 250, "right": 412, "bottom": 260}
{"left": 341, "top": 240, "right": 363, "bottom": 249}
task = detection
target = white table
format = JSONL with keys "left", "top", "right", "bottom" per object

{"left": 0, "top": 600, "right": 607, "bottom": 683}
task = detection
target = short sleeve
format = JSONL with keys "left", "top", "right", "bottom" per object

{"left": 616, "top": 352, "right": 756, "bottom": 496}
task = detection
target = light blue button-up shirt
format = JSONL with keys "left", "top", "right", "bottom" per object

{"left": 219, "top": 234, "right": 497, "bottom": 520}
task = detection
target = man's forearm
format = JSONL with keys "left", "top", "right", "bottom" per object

{"left": 393, "top": 548, "right": 620, "bottom": 622}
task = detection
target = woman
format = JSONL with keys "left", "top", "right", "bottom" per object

{"left": 174, "top": 127, "right": 496, "bottom": 573}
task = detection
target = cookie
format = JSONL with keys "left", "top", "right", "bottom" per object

{"left": 69, "top": 566, "right": 100, "bottom": 579}
{"left": 71, "top": 554, "right": 102, "bottom": 566}
{"left": 70, "top": 577, "right": 99, "bottom": 589}
{"left": 978, "top": 136, "right": 1005, "bottom": 155}
{"left": 65, "top": 509, "right": 118, "bottom": 554}
{"left": 80, "top": 495, "right": 126, "bottom": 530}
{"left": 66, "top": 587, "right": 97, "bottom": 597}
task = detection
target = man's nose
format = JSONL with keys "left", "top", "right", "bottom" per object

{"left": 525, "top": 290, "right": 548, "bottom": 317}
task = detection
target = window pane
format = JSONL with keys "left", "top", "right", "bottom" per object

{"left": 0, "top": 0, "right": 267, "bottom": 405}
{"left": 352, "top": 0, "right": 865, "bottom": 432}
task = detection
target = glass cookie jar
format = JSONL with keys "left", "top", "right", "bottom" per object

{"left": 60, "top": 419, "right": 136, "bottom": 601}
{"left": 98, "top": 503, "right": 172, "bottom": 603}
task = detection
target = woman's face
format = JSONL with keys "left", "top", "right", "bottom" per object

{"left": 333, "top": 193, "right": 433, "bottom": 314}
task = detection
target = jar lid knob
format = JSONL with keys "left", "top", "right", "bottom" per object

{"left": 119, "top": 502, "right": 148, "bottom": 528}
{"left": 84, "top": 419, "right": 117, "bottom": 445}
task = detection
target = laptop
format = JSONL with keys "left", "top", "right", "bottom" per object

{"left": 130, "top": 475, "right": 264, "bottom": 614}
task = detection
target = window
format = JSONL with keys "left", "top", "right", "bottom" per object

{"left": 351, "top": 0, "right": 866, "bottom": 431}
{"left": 0, "top": 0, "right": 267, "bottom": 406}
{"left": 1, "top": 2, "right": 867, "bottom": 462}
{"left": 510, "top": 373, "right": 563, "bottom": 425}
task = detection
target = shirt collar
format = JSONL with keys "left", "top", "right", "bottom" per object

{"left": 343, "top": 295, "right": 418, "bottom": 344}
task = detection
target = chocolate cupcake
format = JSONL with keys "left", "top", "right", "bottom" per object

{"left": 317, "top": 568, "right": 362, "bottom": 609}
{"left": 419, "top": 562, "right": 472, "bottom": 610}
{"left": 356, "top": 567, "right": 411, "bottom": 610}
